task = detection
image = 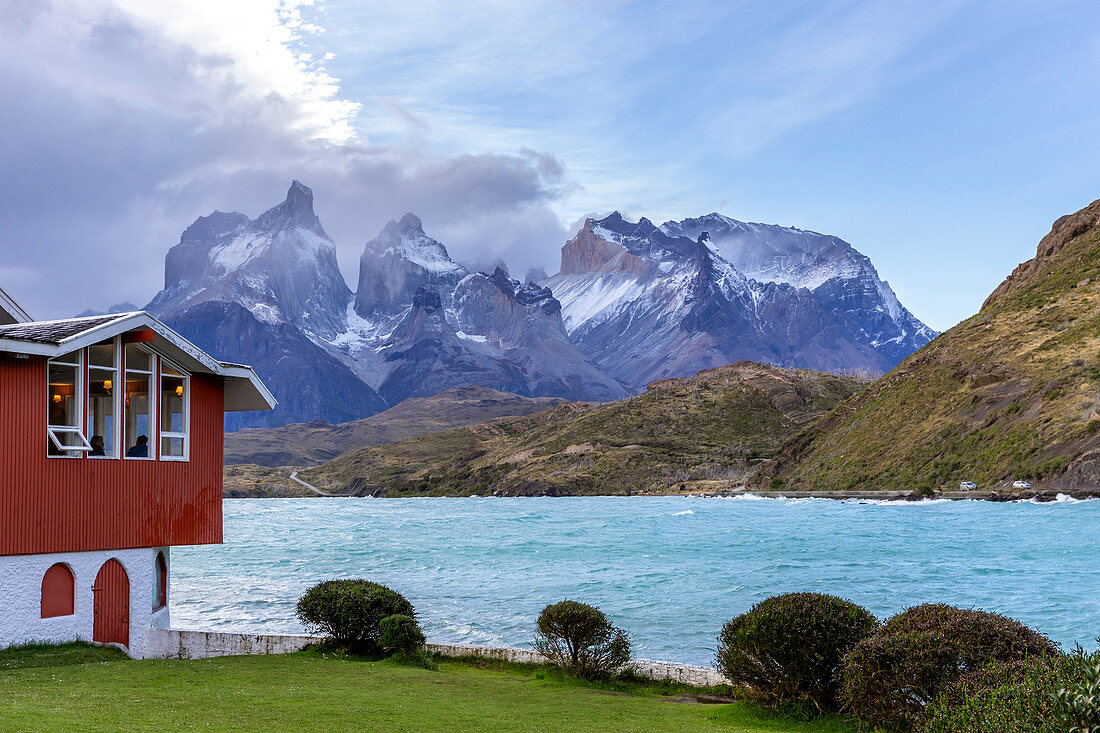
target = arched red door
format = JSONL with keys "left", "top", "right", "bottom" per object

{"left": 93, "top": 559, "right": 130, "bottom": 648}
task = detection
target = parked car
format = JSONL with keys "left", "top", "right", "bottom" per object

{"left": 959, "top": 481, "right": 978, "bottom": 490}
{"left": 1012, "top": 480, "right": 1032, "bottom": 489}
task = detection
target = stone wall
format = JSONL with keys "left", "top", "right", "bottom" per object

{"left": 142, "top": 629, "right": 729, "bottom": 687}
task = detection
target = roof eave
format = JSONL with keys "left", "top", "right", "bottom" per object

{"left": 0, "top": 286, "right": 32, "bottom": 325}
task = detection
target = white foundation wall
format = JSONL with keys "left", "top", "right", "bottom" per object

{"left": 0, "top": 547, "right": 170, "bottom": 659}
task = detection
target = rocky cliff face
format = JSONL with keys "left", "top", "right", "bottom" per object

{"left": 149, "top": 181, "right": 350, "bottom": 341}
{"left": 354, "top": 213, "right": 467, "bottom": 316}
{"left": 147, "top": 182, "right": 384, "bottom": 428}
{"left": 544, "top": 212, "right": 935, "bottom": 387}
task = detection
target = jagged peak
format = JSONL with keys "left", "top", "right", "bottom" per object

{"left": 253, "top": 180, "right": 326, "bottom": 236}
{"left": 396, "top": 212, "right": 424, "bottom": 234}
{"left": 364, "top": 214, "right": 463, "bottom": 275}
{"left": 180, "top": 210, "right": 249, "bottom": 244}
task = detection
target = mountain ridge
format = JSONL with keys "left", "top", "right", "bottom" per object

{"left": 142, "top": 181, "right": 933, "bottom": 429}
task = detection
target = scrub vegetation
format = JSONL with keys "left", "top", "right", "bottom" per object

{"left": 299, "top": 362, "right": 865, "bottom": 497}
{"left": 755, "top": 199, "right": 1100, "bottom": 493}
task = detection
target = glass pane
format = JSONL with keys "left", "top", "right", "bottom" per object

{"left": 162, "top": 363, "right": 183, "bottom": 377}
{"left": 88, "top": 342, "right": 115, "bottom": 368}
{"left": 161, "top": 436, "right": 184, "bottom": 458}
{"left": 161, "top": 375, "right": 186, "bottom": 434}
{"left": 52, "top": 349, "right": 81, "bottom": 366}
{"left": 48, "top": 361, "right": 78, "bottom": 427}
{"left": 125, "top": 372, "right": 152, "bottom": 457}
{"left": 49, "top": 428, "right": 87, "bottom": 454}
{"left": 88, "top": 367, "right": 116, "bottom": 457}
{"left": 125, "top": 344, "right": 152, "bottom": 372}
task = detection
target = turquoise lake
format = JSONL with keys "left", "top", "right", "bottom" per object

{"left": 171, "top": 496, "right": 1100, "bottom": 666}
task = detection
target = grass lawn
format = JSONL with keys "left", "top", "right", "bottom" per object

{"left": 0, "top": 644, "right": 860, "bottom": 733}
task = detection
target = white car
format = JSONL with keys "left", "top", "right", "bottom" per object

{"left": 959, "top": 481, "right": 978, "bottom": 490}
{"left": 1012, "top": 480, "right": 1032, "bottom": 489}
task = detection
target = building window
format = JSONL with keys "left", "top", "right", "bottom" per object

{"left": 47, "top": 350, "right": 90, "bottom": 456}
{"left": 159, "top": 363, "right": 188, "bottom": 460}
{"left": 87, "top": 340, "right": 119, "bottom": 458}
{"left": 124, "top": 344, "right": 154, "bottom": 459}
{"left": 41, "top": 563, "right": 75, "bottom": 618}
{"left": 153, "top": 552, "right": 168, "bottom": 610}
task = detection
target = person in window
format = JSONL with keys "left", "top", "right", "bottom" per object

{"left": 90, "top": 435, "right": 105, "bottom": 457}
{"left": 126, "top": 434, "right": 149, "bottom": 458}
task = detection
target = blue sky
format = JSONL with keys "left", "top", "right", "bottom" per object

{"left": 1, "top": 0, "right": 1098, "bottom": 329}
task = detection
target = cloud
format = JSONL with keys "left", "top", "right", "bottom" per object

{"left": 0, "top": 0, "right": 569, "bottom": 318}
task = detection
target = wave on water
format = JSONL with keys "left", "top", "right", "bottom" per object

{"left": 671, "top": 509, "right": 695, "bottom": 516}
{"left": 1019, "top": 493, "right": 1089, "bottom": 504}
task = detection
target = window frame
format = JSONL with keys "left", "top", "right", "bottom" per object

{"left": 122, "top": 343, "right": 157, "bottom": 461}
{"left": 46, "top": 350, "right": 90, "bottom": 458}
{"left": 158, "top": 359, "right": 190, "bottom": 463}
{"left": 44, "top": 339, "right": 194, "bottom": 462}
{"left": 86, "top": 337, "right": 121, "bottom": 459}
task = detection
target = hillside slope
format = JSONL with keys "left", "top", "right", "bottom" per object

{"left": 753, "top": 198, "right": 1100, "bottom": 492}
{"left": 299, "top": 362, "right": 866, "bottom": 496}
{"left": 225, "top": 386, "right": 565, "bottom": 466}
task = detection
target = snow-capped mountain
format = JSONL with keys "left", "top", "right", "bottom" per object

{"left": 147, "top": 185, "right": 626, "bottom": 428}
{"left": 354, "top": 213, "right": 467, "bottom": 317}
{"left": 336, "top": 218, "right": 628, "bottom": 403}
{"left": 543, "top": 212, "right": 935, "bottom": 387}
{"left": 145, "top": 183, "right": 932, "bottom": 430}
{"left": 147, "top": 182, "right": 386, "bottom": 429}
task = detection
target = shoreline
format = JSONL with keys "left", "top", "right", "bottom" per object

{"left": 226, "top": 485, "right": 1100, "bottom": 502}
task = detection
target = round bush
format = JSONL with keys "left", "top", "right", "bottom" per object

{"left": 917, "top": 657, "right": 1071, "bottom": 733}
{"left": 380, "top": 614, "right": 426, "bottom": 656}
{"left": 296, "top": 580, "right": 415, "bottom": 651}
{"left": 838, "top": 603, "right": 1058, "bottom": 728}
{"left": 714, "top": 592, "right": 878, "bottom": 712}
{"left": 533, "top": 600, "right": 631, "bottom": 680}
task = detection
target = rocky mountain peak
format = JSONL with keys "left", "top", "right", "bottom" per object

{"left": 355, "top": 214, "right": 466, "bottom": 316}
{"left": 396, "top": 212, "right": 425, "bottom": 235}
{"left": 254, "top": 180, "right": 326, "bottom": 237}
{"left": 983, "top": 196, "right": 1100, "bottom": 310}
{"left": 180, "top": 211, "right": 249, "bottom": 244}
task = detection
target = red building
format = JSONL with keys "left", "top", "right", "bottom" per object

{"left": 0, "top": 287, "right": 274, "bottom": 657}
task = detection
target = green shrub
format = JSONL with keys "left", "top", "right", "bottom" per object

{"left": 715, "top": 593, "right": 878, "bottom": 713}
{"left": 839, "top": 604, "right": 1058, "bottom": 728}
{"left": 917, "top": 657, "right": 1070, "bottom": 733}
{"left": 1054, "top": 648, "right": 1100, "bottom": 733}
{"left": 380, "top": 614, "right": 426, "bottom": 657}
{"left": 296, "top": 580, "right": 415, "bottom": 652}
{"left": 533, "top": 600, "right": 631, "bottom": 680}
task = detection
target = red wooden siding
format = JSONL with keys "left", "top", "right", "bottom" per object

{"left": 92, "top": 559, "right": 130, "bottom": 647}
{"left": 40, "top": 562, "right": 75, "bottom": 618}
{"left": 0, "top": 354, "right": 223, "bottom": 555}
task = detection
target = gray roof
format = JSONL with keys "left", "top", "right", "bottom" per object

{"left": 0, "top": 313, "right": 133, "bottom": 345}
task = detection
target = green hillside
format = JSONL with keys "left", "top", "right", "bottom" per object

{"left": 225, "top": 386, "right": 565, "bottom": 467}
{"left": 299, "top": 362, "right": 866, "bottom": 496}
{"left": 752, "top": 198, "right": 1100, "bottom": 493}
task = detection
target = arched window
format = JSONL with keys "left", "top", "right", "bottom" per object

{"left": 153, "top": 552, "right": 168, "bottom": 610}
{"left": 41, "top": 563, "right": 75, "bottom": 618}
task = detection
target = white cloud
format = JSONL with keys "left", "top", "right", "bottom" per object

{"left": 0, "top": 0, "right": 567, "bottom": 317}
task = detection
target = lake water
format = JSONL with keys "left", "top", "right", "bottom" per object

{"left": 171, "top": 496, "right": 1100, "bottom": 667}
